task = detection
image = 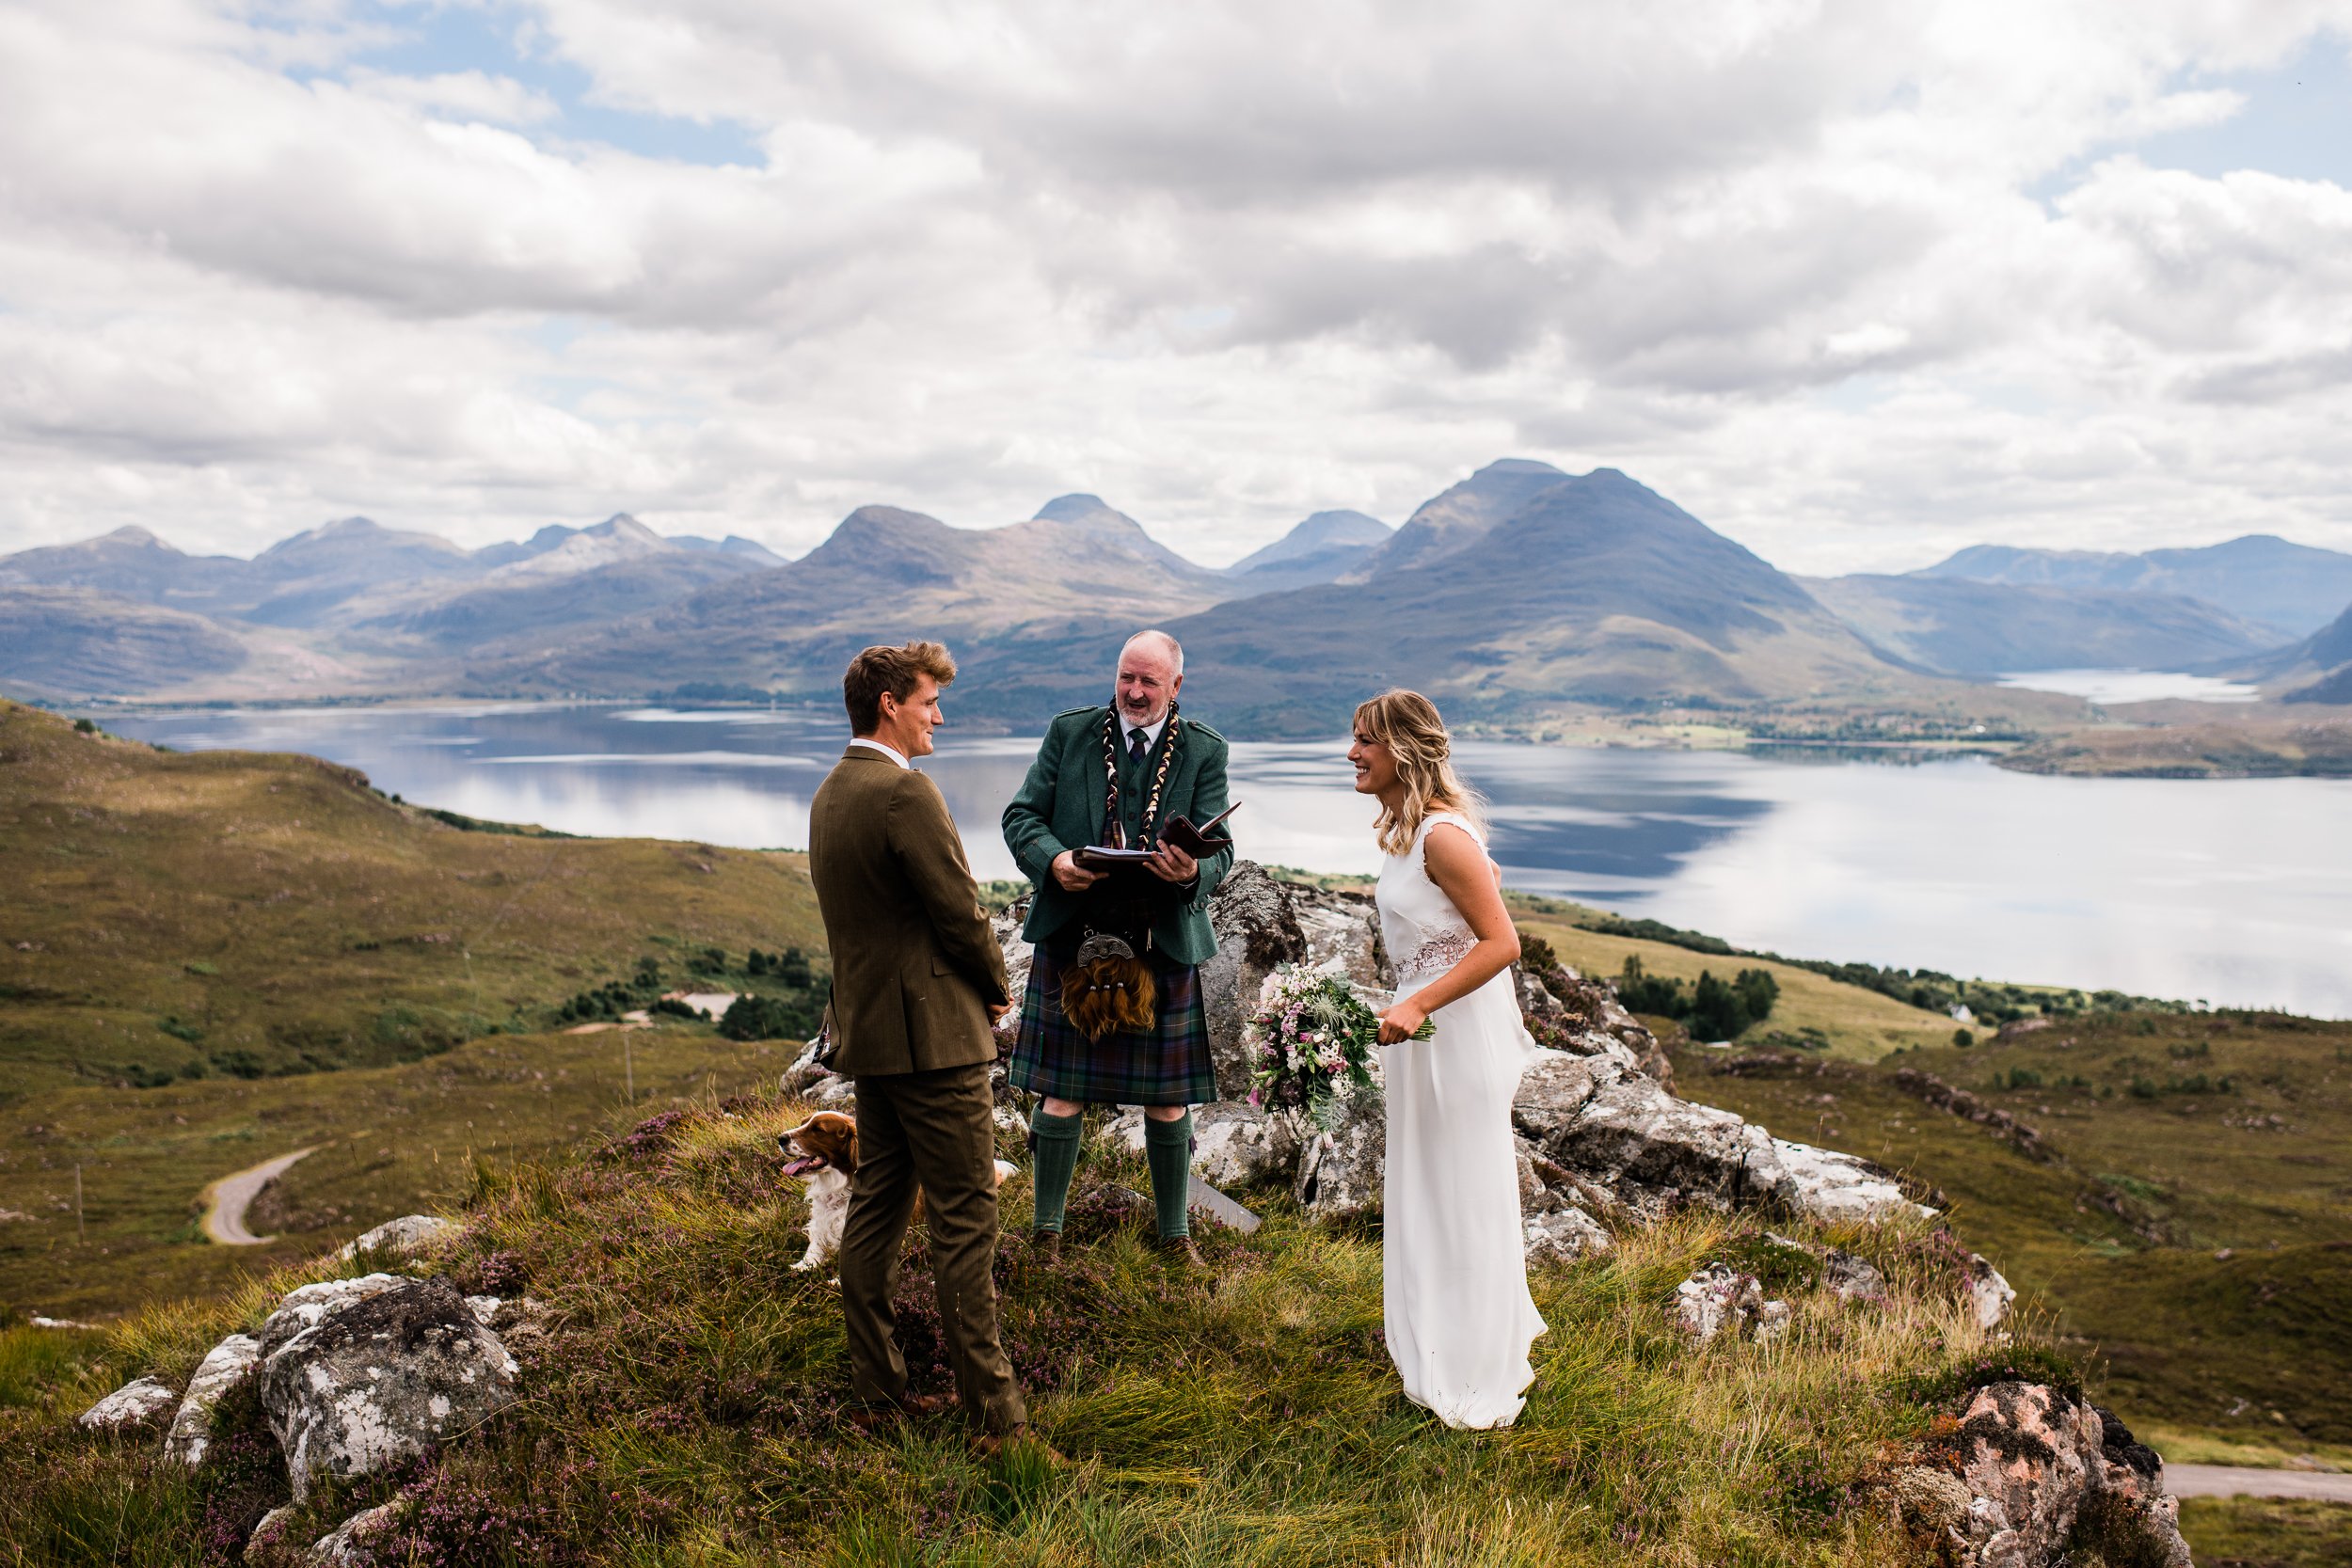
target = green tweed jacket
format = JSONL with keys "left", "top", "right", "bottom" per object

{"left": 1001, "top": 705, "right": 1234, "bottom": 966}
{"left": 808, "top": 747, "right": 1011, "bottom": 1076}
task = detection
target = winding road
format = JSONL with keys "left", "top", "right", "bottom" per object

{"left": 199, "top": 1147, "right": 318, "bottom": 1245}
{"left": 2164, "top": 1465, "right": 2352, "bottom": 1503}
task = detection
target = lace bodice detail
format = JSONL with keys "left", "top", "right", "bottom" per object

{"left": 1377, "top": 812, "right": 1487, "bottom": 990}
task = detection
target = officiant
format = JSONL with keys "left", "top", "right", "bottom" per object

{"left": 1001, "top": 629, "right": 1234, "bottom": 1267}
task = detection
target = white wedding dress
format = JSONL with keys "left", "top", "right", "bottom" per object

{"left": 1378, "top": 811, "right": 1547, "bottom": 1428}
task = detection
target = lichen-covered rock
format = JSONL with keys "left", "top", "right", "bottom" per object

{"left": 2079, "top": 1404, "right": 2193, "bottom": 1567}
{"left": 259, "top": 1275, "right": 519, "bottom": 1501}
{"left": 260, "top": 1274, "right": 411, "bottom": 1350}
{"left": 1951, "top": 1383, "right": 2101, "bottom": 1565}
{"left": 1294, "top": 1090, "right": 1385, "bottom": 1220}
{"left": 1106, "top": 1101, "right": 1301, "bottom": 1188}
{"left": 78, "top": 1375, "right": 178, "bottom": 1433}
{"left": 1968, "top": 1253, "right": 2016, "bottom": 1330}
{"left": 311, "top": 1498, "right": 409, "bottom": 1565}
{"left": 1515, "top": 955, "right": 1675, "bottom": 1085}
{"left": 1824, "top": 1248, "right": 1888, "bottom": 1305}
{"left": 1200, "top": 863, "right": 1312, "bottom": 1097}
{"left": 336, "top": 1214, "right": 458, "bottom": 1263}
{"left": 1670, "top": 1262, "right": 1765, "bottom": 1341}
{"left": 1522, "top": 1205, "right": 1611, "bottom": 1264}
{"left": 163, "top": 1332, "right": 261, "bottom": 1465}
{"left": 1763, "top": 1138, "right": 1921, "bottom": 1222}
{"left": 1510, "top": 1051, "right": 1924, "bottom": 1226}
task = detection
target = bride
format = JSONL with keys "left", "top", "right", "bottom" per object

{"left": 1350, "top": 689, "right": 1546, "bottom": 1429}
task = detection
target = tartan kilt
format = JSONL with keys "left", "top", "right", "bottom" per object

{"left": 1009, "top": 942, "right": 1216, "bottom": 1106}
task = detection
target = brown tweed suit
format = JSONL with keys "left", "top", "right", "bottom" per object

{"left": 806, "top": 745, "right": 1023, "bottom": 1431}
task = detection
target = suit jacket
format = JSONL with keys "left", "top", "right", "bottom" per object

{"left": 808, "top": 746, "right": 1011, "bottom": 1076}
{"left": 1000, "top": 706, "right": 1233, "bottom": 966}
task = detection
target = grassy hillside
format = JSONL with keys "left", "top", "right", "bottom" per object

{"left": 0, "top": 1089, "right": 2040, "bottom": 1567}
{"left": 1667, "top": 1009, "right": 2352, "bottom": 1446}
{"left": 0, "top": 700, "right": 825, "bottom": 1099}
{"left": 2001, "top": 714, "right": 2352, "bottom": 778}
{"left": 0, "top": 1025, "right": 793, "bottom": 1322}
{"left": 1510, "top": 903, "right": 1961, "bottom": 1060}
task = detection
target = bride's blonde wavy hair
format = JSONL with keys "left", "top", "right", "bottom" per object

{"left": 1354, "top": 689, "right": 1483, "bottom": 856}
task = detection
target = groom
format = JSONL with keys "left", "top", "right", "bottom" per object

{"left": 1001, "top": 629, "right": 1234, "bottom": 1266}
{"left": 806, "top": 640, "right": 1030, "bottom": 1448}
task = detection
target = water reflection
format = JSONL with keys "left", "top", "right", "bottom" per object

{"left": 100, "top": 704, "right": 2352, "bottom": 1017}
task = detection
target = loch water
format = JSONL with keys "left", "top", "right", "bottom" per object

{"left": 100, "top": 703, "right": 2352, "bottom": 1018}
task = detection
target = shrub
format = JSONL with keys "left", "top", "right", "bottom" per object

{"left": 718, "top": 990, "right": 823, "bottom": 1042}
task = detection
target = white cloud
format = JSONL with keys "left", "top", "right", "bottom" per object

{"left": 0, "top": 0, "right": 2348, "bottom": 575}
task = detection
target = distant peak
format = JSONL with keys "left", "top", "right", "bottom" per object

{"left": 1474, "top": 458, "right": 1567, "bottom": 480}
{"left": 316, "top": 516, "right": 381, "bottom": 535}
{"left": 583, "top": 513, "right": 660, "bottom": 541}
{"left": 1033, "top": 494, "right": 1130, "bottom": 527}
{"left": 101, "top": 525, "right": 170, "bottom": 549}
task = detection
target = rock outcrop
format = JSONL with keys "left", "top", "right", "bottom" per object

{"left": 163, "top": 1331, "right": 262, "bottom": 1465}
{"left": 1885, "top": 1382, "right": 2191, "bottom": 1567}
{"left": 1200, "top": 863, "right": 1313, "bottom": 1095}
{"left": 946, "top": 864, "right": 1967, "bottom": 1262}
{"left": 259, "top": 1275, "right": 519, "bottom": 1501}
{"left": 1293, "top": 1090, "right": 1387, "bottom": 1221}
{"left": 77, "top": 1375, "right": 178, "bottom": 1433}
{"left": 1511, "top": 1051, "right": 1922, "bottom": 1226}
{"left": 336, "top": 1213, "right": 460, "bottom": 1262}
{"left": 1669, "top": 1262, "right": 1789, "bottom": 1343}
{"left": 1105, "top": 1100, "right": 1300, "bottom": 1188}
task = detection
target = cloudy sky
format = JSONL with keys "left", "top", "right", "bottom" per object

{"left": 3, "top": 0, "right": 2349, "bottom": 572}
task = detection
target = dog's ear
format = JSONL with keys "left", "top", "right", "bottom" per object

{"left": 837, "top": 1123, "right": 858, "bottom": 1175}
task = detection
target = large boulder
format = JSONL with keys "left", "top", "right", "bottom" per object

{"left": 261, "top": 1273, "right": 412, "bottom": 1343}
{"left": 336, "top": 1214, "right": 458, "bottom": 1263}
{"left": 163, "top": 1332, "right": 262, "bottom": 1465}
{"left": 1104, "top": 1101, "right": 1301, "bottom": 1188}
{"left": 1522, "top": 1205, "right": 1611, "bottom": 1265}
{"left": 77, "top": 1375, "right": 178, "bottom": 1434}
{"left": 1515, "top": 954, "right": 1676, "bottom": 1085}
{"left": 1200, "top": 863, "right": 1311, "bottom": 1097}
{"left": 258, "top": 1275, "right": 519, "bottom": 1501}
{"left": 1511, "top": 1051, "right": 1924, "bottom": 1225}
{"left": 1889, "top": 1383, "right": 2191, "bottom": 1568}
{"left": 1293, "top": 1090, "right": 1385, "bottom": 1221}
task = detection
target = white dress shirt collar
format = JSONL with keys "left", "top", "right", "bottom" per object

{"left": 848, "top": 736, "right": 910, "bottom": 769}
{"left": 1120, "top": 713, "right": 1168, "bottom": 754}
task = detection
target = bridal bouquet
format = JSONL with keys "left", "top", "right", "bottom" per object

{"left": 1245, "top": 964, "right": 1429, "bottom": 1132}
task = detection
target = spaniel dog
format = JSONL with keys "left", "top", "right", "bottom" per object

{"left": 779, "top": 1111, "right": 1018, "bottom": 1275}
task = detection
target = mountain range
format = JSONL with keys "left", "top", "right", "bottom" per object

{"left": 5, "top": 466, "right": 2348, "bottom": 726}
{"left": 1915, "top": 535, "right": 2352, "bottom": 641}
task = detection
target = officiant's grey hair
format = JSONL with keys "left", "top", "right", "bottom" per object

{"left": 1121, "top": 629, "right": 1183, "bottom": 674}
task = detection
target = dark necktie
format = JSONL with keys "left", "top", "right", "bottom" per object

{"left": 1128, "top": 726, "right": 1148, "bottom": 765}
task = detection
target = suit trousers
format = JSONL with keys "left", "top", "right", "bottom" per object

{"left": 839, "top": 1061, "right": 1026, "bottom": 1433}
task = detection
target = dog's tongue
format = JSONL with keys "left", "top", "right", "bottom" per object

{"left": 780, "top": 1155, "right": 823, "bottom": 1179}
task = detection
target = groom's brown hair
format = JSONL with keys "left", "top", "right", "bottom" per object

{"left": 843, "top": 641, "right": 958, "bottom": 734}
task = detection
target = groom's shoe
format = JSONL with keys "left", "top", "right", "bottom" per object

{"left": 971, "top": 1424, "right": 1065, "bottom": 1465}
{"left": 1154, "top": 1235, "right": 1204, "bottom": 1269}
{"left": 1031, "top": 1229, "right": 1061, "bottom": 1264}
{"left": 845, "top": 1391, "right": 954, "bottom": 1434}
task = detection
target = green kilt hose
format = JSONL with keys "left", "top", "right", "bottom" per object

{"left": 1009, "top": 941, "right": 1216, "bottom": 1107}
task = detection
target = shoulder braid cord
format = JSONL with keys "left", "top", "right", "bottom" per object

{"left": 1063, "top": 703, "right": 1183, "bottom": 1042}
